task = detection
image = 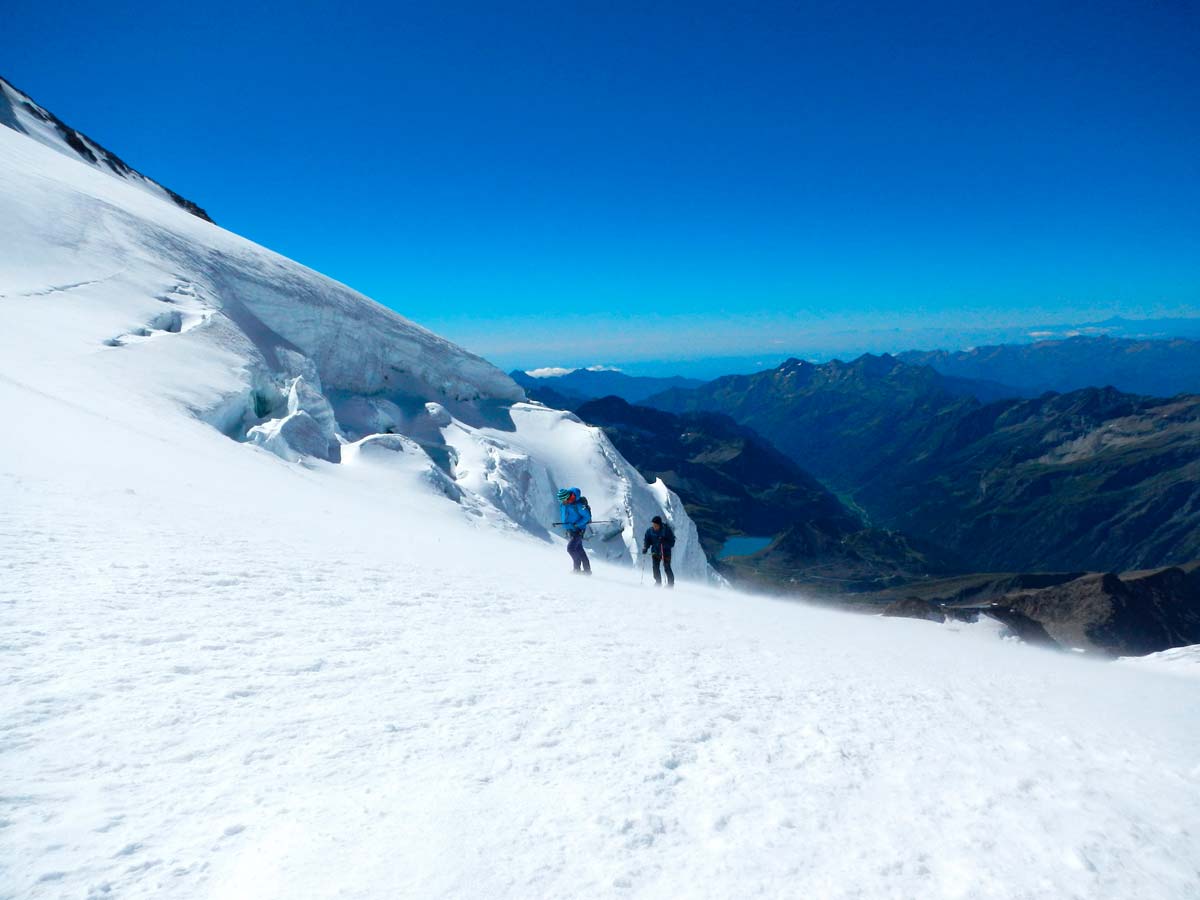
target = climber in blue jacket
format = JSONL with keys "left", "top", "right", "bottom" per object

{"left": 557, "top": 487, "right": 592, "bottom": 574}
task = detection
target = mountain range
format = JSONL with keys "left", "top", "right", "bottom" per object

{"left": 647, "top": 355, "right": 977, "bottom": 493}
{"left": 510, "top": 367, "right": 706, "bottom": 405}
{"left": 646, "top": 355, "right": 1200, "bottom": 573}
{"left": 900, "top": 334, "right": 1200, "bottom": 399}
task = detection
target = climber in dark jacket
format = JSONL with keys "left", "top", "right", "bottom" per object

{"left": 642, "top": 515, "right": 676, "bottom": 587}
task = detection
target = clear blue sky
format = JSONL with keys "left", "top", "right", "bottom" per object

{"left": 6, "top": 1, "right": 1199, "bottom": 374}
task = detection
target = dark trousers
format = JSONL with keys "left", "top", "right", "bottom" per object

{"left": 567, "top": 532, "right": 591, "bottom": 572}
{"left": 652, "top": 552, "right": 674, "bottom": 586}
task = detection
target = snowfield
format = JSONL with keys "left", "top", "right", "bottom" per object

{"left": 1118, "top": 645, "right": 1200, "bottom": 680}
{"left": 3, "top": 113, "right": 1200, "bottom": 899}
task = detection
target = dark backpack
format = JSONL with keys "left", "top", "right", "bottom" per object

{"left": 577, "top": 495, "right": 591, "bottom": 515}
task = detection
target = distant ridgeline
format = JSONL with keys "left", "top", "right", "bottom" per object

{"left": 511, "top": 368, "right": 705, "bottom": 405}
{"left": 643, "top": 351, "right": 1200, "bottom": 574}
{"left": 899, "top": 334, "right": 1200, "bottom": 400}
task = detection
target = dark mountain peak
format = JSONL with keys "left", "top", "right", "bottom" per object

{"left": 1020, "top": 384, "right": 1145, "bottom": 421}
{"left": 576, "top": 394, "right": 664, "bottom": 432}
{"left": 816, "top": 354, "right": 956, "bottom": 397}
{"left": 578, "top": 393, "right": 633, "bottom": 415}
{"left": 847, "top": 352, "right": 904, "bottom": 375}
{"left": 0, "top": 75, "right": 212, "bottom": 222}
{"left": 579, "top": 394, "right": 761, "bottom": 448}
{"left": 773, "top": 358, "right": 818, "bottom": 386}
{"left": 807, "top": 353, "right": 911, "bottom": 381}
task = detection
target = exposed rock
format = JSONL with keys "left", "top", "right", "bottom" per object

{"left": 881, "top": 597, "right": 946, "bottom": 623}
{"left": 1005, "top": 564, "right": 1200, "bottom": 656}
{"left": 864, "top": 562, "right": 1200, "bottom": 657}
{"left": 980, "top": 607, "right": 1059, "bottom": 649}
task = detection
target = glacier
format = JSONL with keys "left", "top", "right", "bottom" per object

{"left": 0, "top": 120, "right": 707, "bottom": 579}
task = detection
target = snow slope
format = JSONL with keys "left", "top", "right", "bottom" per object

{"left": 4, "top": 371, "right": 1200, "bottom": 899}
{"left": 0, "top": 75, "right": 211, "bottom": 221}
{"left": 0, "top": 122, "right": 707, "bottom": 578}
{"left": 1118, "top": 644, "right": 1200, "bottom": 679}
{"left": 3, "top": 109, "right": 1200, "bottom": 899}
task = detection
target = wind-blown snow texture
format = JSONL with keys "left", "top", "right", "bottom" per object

{"left": 2, "top": 117, "right": 1200, "bottom": 899}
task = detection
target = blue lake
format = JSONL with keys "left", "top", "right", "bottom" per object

{"left": 717, "top": 536, "right": 773, "bottom": 559}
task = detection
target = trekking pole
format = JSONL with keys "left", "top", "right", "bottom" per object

{"left": 639, "top": 551, "right": 646, "bottom": 585}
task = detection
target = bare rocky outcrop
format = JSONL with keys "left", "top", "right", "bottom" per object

{"left": 868, "top": 563, "right": 1200, "bottom": 656}
{"left": 882, "top": 597, "right": 946, "bottom": 623}
{"left": 1004, "top": 564, "right": 1200, "bottom": 656}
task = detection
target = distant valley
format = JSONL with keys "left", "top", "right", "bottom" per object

{"left": 575, "top": 396, "right": 949, "bottom": 592}
{"left": 644, "top": 351, "right": 1200, "bottom": 574}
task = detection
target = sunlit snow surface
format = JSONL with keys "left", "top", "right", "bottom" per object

{"left": 1118, "top": 645, "right": 1200, "bottom": 680}
{"left": 3, "top": 127, "right": 1200, "bottom": 899}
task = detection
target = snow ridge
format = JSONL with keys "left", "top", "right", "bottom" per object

{"left": 0, "top": 75, "right": 212, "bottom": 221}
